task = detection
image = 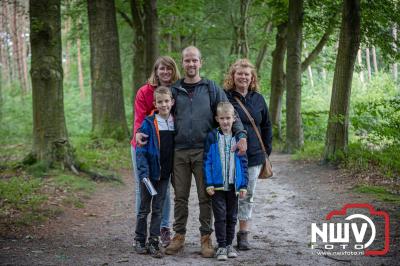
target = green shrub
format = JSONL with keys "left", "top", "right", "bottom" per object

{"left": 346, "top": 142, "right": 400, "bottom": 177}
{"left": 53, "top": 174, "right": 96, "bottom": 194}
{"left": 354, "top": 184, "right": 400, "bottom": 204}
{"left": 0, "top": 177, "right": 47, "bottom": 212}
{"left": 292, "top": 141, "right": 324, "bottom": 161}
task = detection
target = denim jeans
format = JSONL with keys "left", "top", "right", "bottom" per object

{"left": 238, "top": 164, "right": 262, "bottom": 221}
{"left": 134, "top": 177, "right": 169, "bottom": 242}
{"left": 131, "top": 146, "right": 171, "bottom": 228}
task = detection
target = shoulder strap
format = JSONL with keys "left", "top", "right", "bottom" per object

{"left": 233, "top": 96, "right": 266, "bottom": 154}
{"left": 207, "top": 79, "right": 217, "bottom": 112}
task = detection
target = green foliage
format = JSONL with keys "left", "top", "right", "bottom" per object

{"left": 72, "top": 136, "right": 131, "bottom": 172}
{"left": 361, "top": 0, "right": 400, "bottom": 61}
{"left": 53, "top": 174, "right": 96, "bottom": 194}
{"left": 26, "top": 161, "right": 50, "bottom": 178}
{"left": 0, "top": 177, "right": 46, "bottom": 211}
{"left": 292, "top": 141, "right": 324, "bottom": 161}
{"left": 352, "top": 96, "right": 400, "bottom": 145}
{"left": 354, "top": 184, "right": 400, "bottom": 204}
{"left": 346, "top": 142, "right": 400, "bottom": 177}
{"left": 0, "top": 90, "right": 32, "bottom": 146}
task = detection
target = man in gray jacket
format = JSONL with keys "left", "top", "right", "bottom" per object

{"left": 164, "top": 46, "right": 247, "bottom": 257}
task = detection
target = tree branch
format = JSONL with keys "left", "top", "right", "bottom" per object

{"left": 301, "top": 12, "right": 340, "bottom": 72}
{"left": 116, "top": 9, "right": 133, "bottom": 28}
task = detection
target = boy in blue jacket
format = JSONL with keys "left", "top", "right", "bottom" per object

{"left": 135, "top": 86, "right": 175, "bottom": 258}
{"left": 203, "top": 102, "right": 248, "bottom": 261}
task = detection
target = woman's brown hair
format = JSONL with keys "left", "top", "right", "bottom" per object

{"left": 148, "top": 56, "right": 181, "bottom": 86}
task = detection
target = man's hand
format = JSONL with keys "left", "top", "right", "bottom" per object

{"left": 206, "top": 187, "right": 215, "bottom": 196}
{"left": 136, "top": 132, "right": 149, "bottom": 147}
{"left": 232, "top": 138, "right": 247, "bottom": 155}
{"left": 239, "top": 190, "right": 246, "bottom": 199}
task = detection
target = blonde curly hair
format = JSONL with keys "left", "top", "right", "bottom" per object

{"left": 223, "top": 59, "right": 259, "bottom": 91}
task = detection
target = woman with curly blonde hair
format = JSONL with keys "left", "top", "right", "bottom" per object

{"left": 224, "top": 59, "right": 272, "bottom": 250}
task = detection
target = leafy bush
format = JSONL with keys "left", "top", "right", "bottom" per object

{"left": 346, "top": 142, "right": 400, "bottom": 177}
{"left": 292, "top": 141, "right": 324, "bottom": 161}
{"left": 351, "top": 96, "right": 400, "bottom": 146}
{"left": 0, "top": 177, "right": 47, "bottom": 212}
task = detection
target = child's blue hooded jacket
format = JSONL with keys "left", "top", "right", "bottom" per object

{"left": 136, "top": 112, "right": 162, "bottom": 182}
{"left": 203, "top": 128, "right": 248, "bottom": 192}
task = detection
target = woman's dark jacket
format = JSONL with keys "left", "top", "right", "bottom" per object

{"left": 226, "top": 90, "right": 272, "bottom": 167}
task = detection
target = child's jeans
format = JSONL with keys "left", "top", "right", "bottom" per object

{"left": 211, "top": 188, "right": 238, "bottom": 248}
{"left": 134, "top": 177, "right": 169, "bottom": 242}
{"left": 131, "top": 146, "right": 171, "bottom": 228}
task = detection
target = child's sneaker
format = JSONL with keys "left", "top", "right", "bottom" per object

{"left": 148, "top": 238, "right": 163, "bottom": 258}
{"left": 226, "top": 245, "right": 238, "bottom": 258}
{"left": 135, "top": 240, "right": 147, "bottom": 254}
{"left": 216, "top": 247, "right": 228, "bottom": 261}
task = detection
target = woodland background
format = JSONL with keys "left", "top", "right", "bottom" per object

{"left": 0, "top": 0, "right": 399, "bottom": 227}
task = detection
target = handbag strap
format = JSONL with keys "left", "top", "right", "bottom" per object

{"left": 234, "top": 96, "right": 267, "bottom": 154}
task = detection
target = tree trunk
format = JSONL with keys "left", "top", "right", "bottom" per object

{"left": 393, "top": 26, "right": 398, "bottom": 82}
{"left": 64, "top": 14, "right": 71, "bottom": 83}
{"left": 269, "top": 22, "right": 287, "bottom": 141}
{"left": 303, "top": 42, "right": 314, "bottom": 87}
{"left": 3, "top": 3, "right": 16, "bottom": 83}
{"left": 20, "top": 5, "right": 29, "bottom": 92}
{"left": 372, "top": 46, "right": 378, "bottom": 74}
{"left": 255, "top": 21, "right": 272, "bottom": 76}
{"left": 357, "top": 48, "right": 364, "bottom": 83}
{"left": 324, "top": 0, "right": 361, "bottom": 161}
{"left": 285, "top": 0, "right": 304, "bottom": 153}
{"left": 0, "top": 46, "right": 2, "bottom": 122}
{"left": 87, "top": 0, "right": 128, "bottom": 140}
{"left": 269, "top": 13, "right": 335, "bottom": 143}
{"left": 143, "top": 0, "right": 159, "bottom": 77}
{"left": 230, "top": 0, "right": 251, "bottom": 58}
{"left": 76, "top": 32, "right": 85, "bottom": 99}
{"left": 30, "top": 0, "right": 75, "bottom": 168}
{"left": 0, "top": 1, "right": 10, "bottom": 86}
{"left": 12, "top": 0, "right": 26, "bottom": 94}
{"left": 365, "top": 47, "right": 371, "bottom": 81}
{"left": 130, "top": 0, "right": 146, "bottom": 94}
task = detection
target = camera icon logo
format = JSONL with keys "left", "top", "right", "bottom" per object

{"left": 311, "top": 203, "right": 390, "bottom": 256}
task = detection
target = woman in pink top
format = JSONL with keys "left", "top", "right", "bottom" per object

{"left": 131, "top": 56, "right": 180, "bottom": 247}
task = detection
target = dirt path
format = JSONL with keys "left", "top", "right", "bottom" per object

{"left": 1, "top": 153, "right": 399, "bottom": 265}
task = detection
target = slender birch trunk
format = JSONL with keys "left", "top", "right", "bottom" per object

{"left": 365, "top": 47, "right": 371, "bottom": 81}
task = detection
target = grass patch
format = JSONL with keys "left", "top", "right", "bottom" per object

{"left": 354, "top": 184, "right": 400, "bottom": 204}
{"left": 0, "top": 177, "right": 48, "bottom": 225}
{"left": 346, "top": 143, "right": 400, "bottom": 178}
{"left": 53, "top": 174, "right": 96, "bottom": 194}
{"left": 292, "top": 141, "right": 324, "bottom": 161}
{"left": 72, "top": 135, "right": 131, "bottom": 172}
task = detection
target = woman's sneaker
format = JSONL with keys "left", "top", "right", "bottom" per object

{"left": 226, "top": 245, "right": 238, "bottom": 258}
{"left": 148, "top": 238, "right": 163, "bottom": 258}
{"left": 160, "top": 227, "right": 171, "bottom": 247}
{"left": 216, "top": 247, "right": 228, "bottom": 261}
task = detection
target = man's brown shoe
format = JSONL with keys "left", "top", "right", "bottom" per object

{"left": 165, "top": 233, "right": 185, "bottom": 255}
{"left": 200, "top": 234, "right": 214, "bottom": 258}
